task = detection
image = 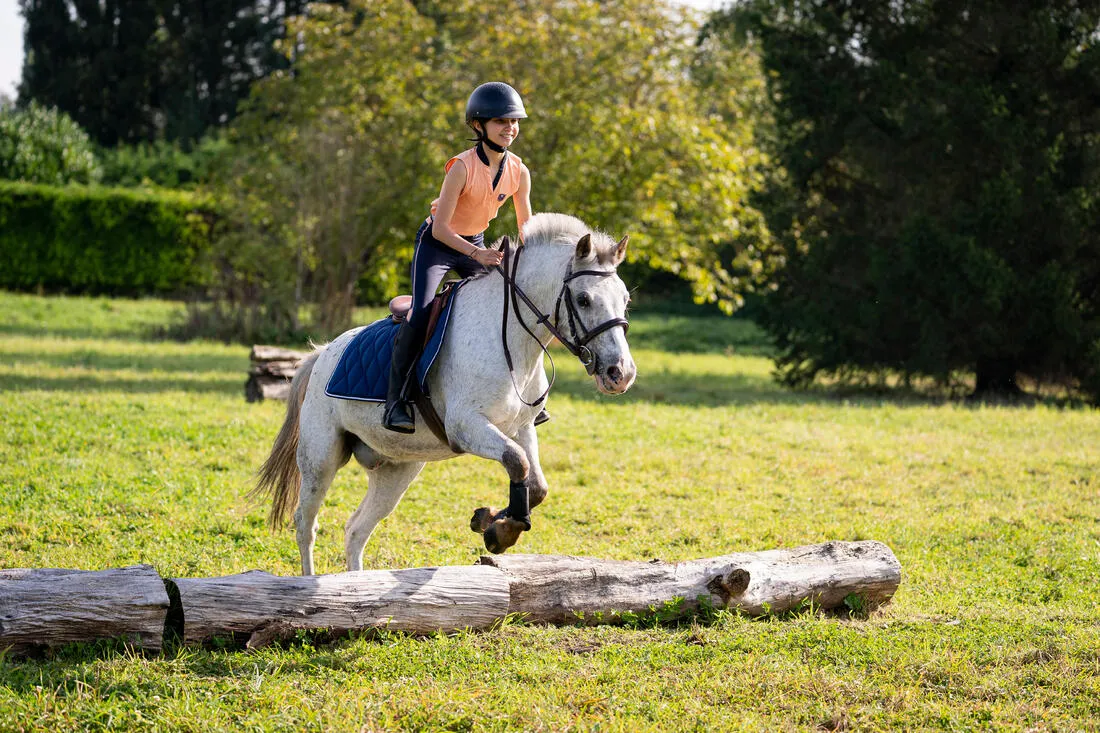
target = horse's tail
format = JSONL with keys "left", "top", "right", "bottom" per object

{"left": 251, "top": 347, "right": 324, "bottom": 530}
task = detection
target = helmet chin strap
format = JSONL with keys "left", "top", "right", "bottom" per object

{"left": 471, "top": 120, "right": 508, "bottom": 153}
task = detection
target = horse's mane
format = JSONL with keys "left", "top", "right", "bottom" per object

{"left": 503, "top": 212, "right": 620, "bottom": 264}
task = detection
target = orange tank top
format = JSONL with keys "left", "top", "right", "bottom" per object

{"left": 430, "top": 147, "right": 526, "bottom": 236}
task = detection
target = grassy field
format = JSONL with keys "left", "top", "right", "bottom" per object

{"left": 1, "top": 290, "right": 1098, "bottom": 731}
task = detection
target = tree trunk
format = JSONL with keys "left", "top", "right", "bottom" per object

{"left": 172, "top": 566, "right": 511, "bottom": 646}
{"left": 0, "top": 565, "right": 169, "bottom": 655}
{"left": 973, "top": 356, "right": 1025, "bottom": 399}
{"left": 480, "top": 540, "right": 902, "bottom": 623}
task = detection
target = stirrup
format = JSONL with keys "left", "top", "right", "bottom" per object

{"left": 533, "top": 408, "right": 551, "bottom": 426}
{"left": 383, "top": 401, "right": 415, "bottom": 434}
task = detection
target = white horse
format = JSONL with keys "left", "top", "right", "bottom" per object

{"left": 253, "top": 213, "right": 637, "bottom": 575}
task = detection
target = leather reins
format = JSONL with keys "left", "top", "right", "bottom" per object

{"left": 494, "top": 236, "right": 630, "bottom": 407}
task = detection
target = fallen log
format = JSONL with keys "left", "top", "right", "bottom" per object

{"left": 481, "top": 540, "right": 902, "bottom": 623}
{"left": 172, "top": 565, "right": 511, "bottom": 646}
{"left": 250, "top": 345, "right": 310, "bottom": 363}
{"left": 0, "top": 565, "right": 169, "bottom": 655}
{"left": 245, "top": 374, "right": 293, "bottom": 402}
{"left": 0, "top": 542, "right": 901, "bottom": 655}
{"left": 245, "top": 345, "right": 307, "bottom": 402}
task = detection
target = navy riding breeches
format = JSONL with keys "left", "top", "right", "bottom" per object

{"left": 407, "top": 219, "right": 489, "bottom": 339}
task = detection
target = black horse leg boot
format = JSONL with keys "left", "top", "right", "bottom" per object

{"left": 383, "top": 322, "right": 419, "bottom": 433}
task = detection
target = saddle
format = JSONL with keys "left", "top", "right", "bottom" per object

{"left": 388, "top": 280, "right": 459, "bottom": 350}
{"left": 325, "top": 280, "right": 465, "bottom": 448}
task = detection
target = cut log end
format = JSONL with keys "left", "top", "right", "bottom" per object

{"left": 706, "top": 567, "right": 751, "bottom": 602}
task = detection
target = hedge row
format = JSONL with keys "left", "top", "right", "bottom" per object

{"left": 0, "top": 181, "right": 217, "bottom": 295}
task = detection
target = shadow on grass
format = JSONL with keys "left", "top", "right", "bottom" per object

{"left": 625, "top": 315, "right": 774, "bottom": 357}
{"left": 0, "top": 373, "right": 243, "bottom": 395}
{"left": 0, "top": 348, "right": 247, "bottom": 375}
{"left": 0, "top": 323, "right": 176, "bottom": 343}
{"left": 1, "top": 347, "right": 964, "bottom": 408}
{"left": 548, "top": 364, "right": 993, "bottom": 409}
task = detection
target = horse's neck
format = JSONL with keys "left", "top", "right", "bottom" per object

{"left": 458, "top": 243, "right": 569, "bottom": 367}
{"left": 511, "top": 243, "right": 571, "bottom": 316}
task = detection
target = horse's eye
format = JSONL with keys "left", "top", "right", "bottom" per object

{"left": 577, "top": 292, "right": 591, "bottom": 308}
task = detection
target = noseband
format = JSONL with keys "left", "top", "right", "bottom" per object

{"left": 495, "top": 237, "right": 629, "bottom": 406}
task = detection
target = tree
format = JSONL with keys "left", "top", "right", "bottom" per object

{"left": 17, "top": 1, "right": 318, "bottom": 146}
{"left": 0, "top": 101, "right": 102, "bottom": 184}
{"left": 429, "top": 0, "right": 774, "bottom": 312}
{"left": 732, "top": 0, "right": 1100, "bottom": 399}
{"left": 209, "top": 0, "right": 774, "bottom": 340}
{"left": 205, "top": 0, "right": 442, "bottom": 338}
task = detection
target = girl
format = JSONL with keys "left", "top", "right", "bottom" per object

{"left": 384, "top": 82, "right": 548, "bottom": 432}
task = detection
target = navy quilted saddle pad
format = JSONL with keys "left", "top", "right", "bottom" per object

{"left": 325, "top": 282, "right": 464, "bottom": 402}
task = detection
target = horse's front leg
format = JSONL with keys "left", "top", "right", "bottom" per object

{"left": 448, "top": 416, "right": 535, "bottom": 554}
{"left": 513, "top": 422, "right": 549, "bottom": 509}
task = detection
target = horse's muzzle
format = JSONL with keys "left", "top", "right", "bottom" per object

{"left": 595, "top": 359, "right": 636, "bottom": 394}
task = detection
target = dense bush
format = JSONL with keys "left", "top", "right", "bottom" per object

{"left": 0, "top": 181, "right": 216, "bottom": 295}
{"left": 98, "top": 137, "right": 231, "bottom": 189}
{"left": 0, "top": 102, "right": 102, "bottom": 185}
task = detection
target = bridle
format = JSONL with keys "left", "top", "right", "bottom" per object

{"left": 495, "top": 236, "right": 630, "bottom": 407}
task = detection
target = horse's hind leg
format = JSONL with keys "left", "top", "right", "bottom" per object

{"left": 294, "top": 425, "right": 351, "bottom": 575}
{"left": 344, "top": 460, "right": 425, "bottom": 572}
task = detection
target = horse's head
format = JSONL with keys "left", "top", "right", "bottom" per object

{"left": 564, "top": 232, "right": 637, "bottom": 395}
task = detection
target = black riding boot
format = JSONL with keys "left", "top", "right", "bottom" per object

{"left": 383, "top": 322, "right": 420, "bottom": 433}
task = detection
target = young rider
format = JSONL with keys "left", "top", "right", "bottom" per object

{"left": 384, "top": 82, "right": 550, "bottom": 433}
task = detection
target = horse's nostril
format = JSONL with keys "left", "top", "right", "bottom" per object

{"left": 606, "top": 365, "right": 623, "bottom": 383}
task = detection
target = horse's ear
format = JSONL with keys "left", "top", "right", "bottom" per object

{"left": 576, "top": 233, "right": 592, "bottom": 260}
{"left": 614, "top": 235, "right": 629, "bottom": 265}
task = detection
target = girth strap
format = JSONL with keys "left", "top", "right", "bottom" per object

{"left": 410, "top": 385, "right": 460, "bottom": 452}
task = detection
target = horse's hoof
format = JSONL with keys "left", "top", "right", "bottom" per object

{"left": 483, "top": 517, "right": 526, "bottom": 554}
{"left": 470, "top": 506, "right": 498, "bottom": 534}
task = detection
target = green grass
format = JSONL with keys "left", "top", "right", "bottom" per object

{"left": 1, "top": 290, "right": 1099, "bottom": 731}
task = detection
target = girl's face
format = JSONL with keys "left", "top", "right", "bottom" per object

{"left": 480, "top": 118, "right": 520, "bottom": 148}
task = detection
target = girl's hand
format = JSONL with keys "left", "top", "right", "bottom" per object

{"left": 471, "top": 247, "right": 504, "bottom": 267}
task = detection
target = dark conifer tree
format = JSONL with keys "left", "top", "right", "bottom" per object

{"left": 729, "top": 0, "right": 1100, "bottom": 400}
{"left": 18, "top": 0, "right": 316, "bottom": 146}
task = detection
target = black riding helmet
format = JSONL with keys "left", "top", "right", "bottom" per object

{"left": 465, "top": 82, "right": 527, "bottom": 152}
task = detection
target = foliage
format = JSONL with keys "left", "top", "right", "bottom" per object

{"left": 98, "top": 136, "right": 231, "bottom": 189}
{"left": 206, "top": 0, "right": 772, "bottom": 340}
{"left": 0, "top": 101, "right": 102, "bottom": 185}
{"left": 1, "top": 291, "right": 1099, "bottom": 729}
{"left": 0, "top": 181, "right": 216, "bottom": 294}
{"left": 429, "top": 0, "right": 776, "bottom": 314}
{"left": 17, "top": 0, "right": 320, "bottom": 146}
{"left": 206, "top": 0, "right": 439, "bottom": 338}
{"left": 730, "top": 0, "right": 1100, "bottom": 401}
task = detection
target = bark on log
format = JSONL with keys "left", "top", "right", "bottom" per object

{"left": 480, "top": 540, "right": 901, "bottom": 624}
{"left": 172, "top": 566, "right": 511, "bottom": 646}
{"left": 0, "top": 565, "right": 169, "bottom": 655}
